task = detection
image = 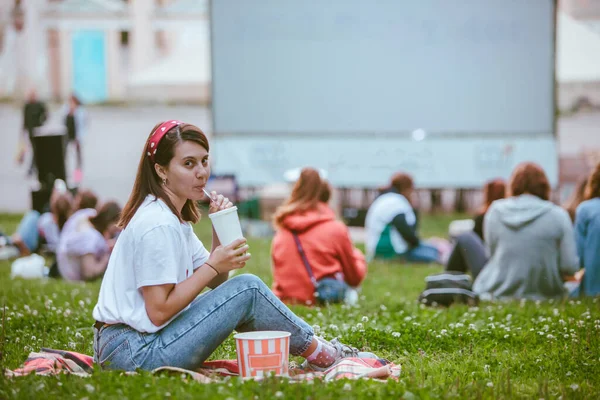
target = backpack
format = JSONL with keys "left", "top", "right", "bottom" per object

{"left": 418, "top": 272, "right": 479, "bottom": 307}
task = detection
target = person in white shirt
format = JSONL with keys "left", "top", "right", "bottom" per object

{"left": 92, "top": 120, "right": 377, "bottom": 372}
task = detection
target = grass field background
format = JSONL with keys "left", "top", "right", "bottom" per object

{"left": 0, "top": 212, "right": 598, "bottom": 399}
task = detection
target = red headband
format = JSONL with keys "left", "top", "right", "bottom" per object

{"left": 147, "top": 120, "right": 182, "bottom": 162}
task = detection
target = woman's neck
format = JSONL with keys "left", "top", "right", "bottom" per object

{"left": 161, "top": 188, "right": 186, "bottom": 214}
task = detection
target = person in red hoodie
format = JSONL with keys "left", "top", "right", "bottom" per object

{"left": 271, "top": 168, "right": 367, "bottom": 305}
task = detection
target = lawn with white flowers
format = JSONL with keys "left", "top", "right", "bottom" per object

{"left": 0, "top": 212, "right": 598, "bottom": 399}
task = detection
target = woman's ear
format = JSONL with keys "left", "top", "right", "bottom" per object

{"left": 154, "top": 163, "right": 167, "bottom": 181}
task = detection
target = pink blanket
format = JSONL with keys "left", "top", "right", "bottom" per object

{"left": 6, "top": 348, "right": 401, "bottom": 382}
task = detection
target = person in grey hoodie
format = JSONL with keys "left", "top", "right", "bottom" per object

{"left": 472, "top": 162, "right": 579, "bottom": 300}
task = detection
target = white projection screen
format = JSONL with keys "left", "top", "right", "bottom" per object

{"left": 210, "top": 0, "right": 557, "bottom": 188}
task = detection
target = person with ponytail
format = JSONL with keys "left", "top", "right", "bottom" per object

{"left": 91, "top": 121, "right": 377, "bottom": 373}
{"left": 271, "top": 169, "right": 367, "bottom": 305}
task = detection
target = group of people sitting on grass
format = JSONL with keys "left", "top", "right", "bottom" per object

{"left": 0, "top": 185, "right": 121, "bottom": 282}
{"left": 270, "top": 162, "right": 600, "bottom": 304}
{"left": 6, "top": 119, "right": 596, "bottom": 374}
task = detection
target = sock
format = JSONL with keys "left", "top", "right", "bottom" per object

{"left": 306, "top": 337, "right": 338, "bottom": 368}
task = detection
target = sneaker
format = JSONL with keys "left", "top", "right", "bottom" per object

{"left": 301, "top": 338, "right": 378, "bottom": 372}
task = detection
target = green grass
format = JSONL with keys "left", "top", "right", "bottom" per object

{"left": 0, "top": 213, "right": 598, "bottom": 399}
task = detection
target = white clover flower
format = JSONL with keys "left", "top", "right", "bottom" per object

{"left": 436, "top": 335, "right": 442, "bottom": 339}
{"left": 404, "top": 316, "right": 413, "bottom": 322}
{"left": 24, "top": 305, "right": 30, "bottom": 312}
{"left": 79, "top": 300, "right": 85, "bottom": 308}
{"left": 362, "top": 316, "right": 369, "bottom": 323}
{"left": 553, "top": 308, "right": 560, "bottom": 316}
{"left": 543, "top": 325, "right": 549, "bottom": 331}
{"left": 380, "top": 304, "right": 387, "bottom": 311}
{"left": 275, "top": 391, "right": 284, "bottom": 398}
{"left": 487, "top": 382, "right": 493, "bottom": 388}
{"left": 566, "top": 371, "right": 572, "bottom": 376}
{"left": 32, "top": 310, "right": 38, "bottom": 316}
{"left": 456, "top": 322, "right": 465, "bottom": 328}
{"left": 570, "top": 384, "right": 579, "bottom": 391}
{"left": 312, "top": 325, "right": 321, "bottom": 334}
{"left": 343, "top": 383, "right": 352, "bottom": 391}
{"left": 564, "top": 334, "right": 570, "bottom": 339}
{"left": 31, "top": 335, "right": 36, "bottom": 341}
{"left": 392, "top": 332, "right": 401, "bottom": 338}
{"left": 356, "top": 323, "right": 364, "bottom": 330}
{"left": 469, "top": 324, "right": 477, "bottom": 330}
{"left": 63, "top": 309, "right": 72, "bottom": 317}
{"left": 75, "top": 332, "right": 83, "bottom": 339}
{"left": 441, "top": 329, "right": 448, "bottom": 335}
{"left": 547, "top": 334, "right": 555, "bottom": 340}
{"left": 328, "top": 324, "right": 339, "bottom": 331}
{"left": 504, "top": 334, "right": 509, "bottom": 339}
{"left": 68, "top": 342, "right": 77, "bottom": 349}
{"left": 559, "top": 319, "right": 566, "bottom": 325}
{"left": 484, "top": 364, "right": 490, "bottom": 372}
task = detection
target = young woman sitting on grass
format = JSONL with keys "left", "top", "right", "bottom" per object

{"left": 92, "top": 121, "right": 377, "bottom": 372}
{"left": 271, "top": 168, "right": 367, "bottom": 305}
{"left": 573, "top": 162, "right": 600, "bottom": 296}
{"left": 473, "top": 162, "right": 579, "bottom": 300}
{"left": 56, "top": 201, "right": 121, "bottom": 281}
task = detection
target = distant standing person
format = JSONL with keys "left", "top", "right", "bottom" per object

{"left": 21, "top": 89, "right": 47, "bottom": 176}
{"left": 61, "top": 94, "right": 88, "bottom": 183}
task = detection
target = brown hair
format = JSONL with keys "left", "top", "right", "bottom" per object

{"left": 584, "top": 162, "right": 600, "bottom": 200}
{"left": 74, "top": 189, "right": 98, "bottom": 211}
{"left": 91, "top": 201, "right": 122, "bottom": 235}
{"left": 480, "top": 178, "right": 506, "bottom": 213}
{"left": 509, "top": 162, "right": 551, "bottom": 200}
{"left": 563, "top": 178, "right": 588, "bottom": 222}
{"left": 119, "top": 122, "right": 209, "bottom": 229}
{"left": 390, "top": 172, "right": 414, "bottom": 197}
{"left": 51, "top": 192, "right": 73, "bottom": 231}
{"left": 319, "top": 180, "right": 332, "bottom": 203}
{"left": 273, "top": 167, "right": 323, "bottom": 228}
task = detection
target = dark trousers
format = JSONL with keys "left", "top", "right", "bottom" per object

{"left": 445, "top": 231, "right": 488, "bottom": 279}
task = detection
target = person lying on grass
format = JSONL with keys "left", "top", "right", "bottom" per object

{"left": 92, "top": 120, "right": 377, "bottom": 372}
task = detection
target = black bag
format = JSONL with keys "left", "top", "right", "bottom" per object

{"left": 418, "top": 272, "right": 479, "bottom": 307}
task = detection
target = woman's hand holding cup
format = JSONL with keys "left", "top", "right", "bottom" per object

{"left": 207, "top": 238, "right": 251, "bottom": 274}
{"left": 207, "top": 191, "right": 234, "bottom": 214}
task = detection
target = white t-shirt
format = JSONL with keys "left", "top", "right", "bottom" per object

{"left": 57, "top": 209, "right": 107, "bottom": 281}
{"left": 92, "top": 196, "right": 210, "bottom": 333}
{"left": 364, "top": 192, "right": 416, "bottom": 259}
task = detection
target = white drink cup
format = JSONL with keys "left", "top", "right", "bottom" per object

{"left": 208, "top": 206, "right": 243, "bottom": 246}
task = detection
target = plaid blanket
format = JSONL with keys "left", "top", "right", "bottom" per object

{"left": 6, "top": 348, "right": 400, "bottom": 382}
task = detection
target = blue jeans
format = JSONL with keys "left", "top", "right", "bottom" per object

{"left": 93, "top": 274, "right": 315, "bottom": 371}
{"left": 402, "top": 243, "right": 440, "bottom": 263}
{"left": 16, "top": 211, "right": 41, "bottom": 251}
